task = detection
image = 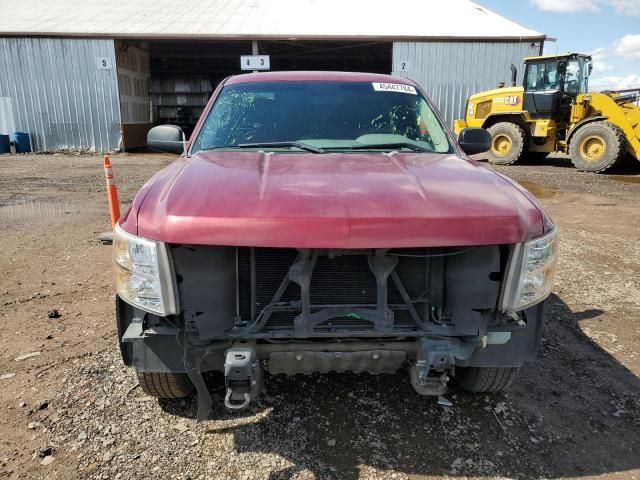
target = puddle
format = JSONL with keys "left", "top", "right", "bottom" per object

{"left": 0, "top": 200, "right": 79, "bottom": 225}
{"left": 608, "top": 175, "right": 640, "bottom": 185}
{"left": 517, "top": 180, "right": 559, "bottom": 199}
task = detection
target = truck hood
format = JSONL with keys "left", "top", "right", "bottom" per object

{"left": 125, "top": 151, "right": 544, "bottom": 248}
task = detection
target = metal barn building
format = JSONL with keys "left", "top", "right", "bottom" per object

{"left": 0, "top": 0, "right": 546, "bottom": 152}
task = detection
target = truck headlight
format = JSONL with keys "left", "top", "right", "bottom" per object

{"left": 113, "top": 224, "right": 178, "bottom": 316}
{"left": 501, "top": 227, "right": 558, "bottom": 311}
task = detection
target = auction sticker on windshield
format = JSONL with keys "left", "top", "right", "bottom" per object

{"left": 372, "top": 83, "right": 417, "bottom": 95}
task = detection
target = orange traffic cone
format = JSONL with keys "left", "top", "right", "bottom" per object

{"left": 103, "top": 155, "right": 121, "bottom": 228}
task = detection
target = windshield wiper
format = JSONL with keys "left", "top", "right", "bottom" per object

{"left": 325, "top": 142, "right": 431, "bottom": 152}
{"left": 236, "top": 141, "right": 325, "bottom": 153}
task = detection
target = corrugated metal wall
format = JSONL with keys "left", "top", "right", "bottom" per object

{"left": 392, "top": 41, "right": 540, "bottom": 125}
{"left": 0, "top": 38, "right": 121, "bottom": 152}
{"left": 0, "top": 38, "right": 538, "bottom": 151}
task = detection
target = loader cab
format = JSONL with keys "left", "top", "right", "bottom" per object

{"left": 522, "top": 53, "right": 591, "bottom": 119}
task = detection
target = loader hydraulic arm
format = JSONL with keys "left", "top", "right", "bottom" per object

{"left": 612, "top": 92, "right": 640, "bottom": 105}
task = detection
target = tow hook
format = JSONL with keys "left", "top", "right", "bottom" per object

{"left": 409, "top": 338, "right": 455, "bottom": 396}
{"left": 224, "top": 348, "right": 262, "bottom": 411}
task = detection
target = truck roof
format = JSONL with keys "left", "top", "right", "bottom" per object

{"left": 225, "top": 71, "right": 416, "bottom": 85}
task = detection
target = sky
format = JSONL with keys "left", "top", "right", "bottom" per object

{"left": 477, "top": 0, "right": 640, "bottom": 90}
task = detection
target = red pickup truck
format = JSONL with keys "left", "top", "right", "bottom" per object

{"left": 114, "top": 72, "right": 558, "bottom": 420}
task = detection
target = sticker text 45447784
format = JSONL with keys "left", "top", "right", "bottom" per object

{"left": 372, "top": 83, "right": 417, "bottom": 95}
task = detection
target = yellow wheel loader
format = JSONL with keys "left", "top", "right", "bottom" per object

{"left": 453, "top": 53, "right": 640, "bottom": 173}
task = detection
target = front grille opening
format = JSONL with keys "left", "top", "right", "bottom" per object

{"left": 310, "top": 254, "right": 377, "bottom": 305}
{"left": 237, "top": 247, "right": 434, "bottom": 333}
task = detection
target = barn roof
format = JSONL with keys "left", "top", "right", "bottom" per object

{"left": 0, "top": 0, "right": 544, "bottom": 41}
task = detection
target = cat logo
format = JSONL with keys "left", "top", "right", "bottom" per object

{"left": 504, "top": 95, "right": 520, "bottom": 105}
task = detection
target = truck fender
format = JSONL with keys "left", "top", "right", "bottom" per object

{"left": 566, "top": 115, "right": 608, "bottom": 144}
{"left": 481, "top": 112, "right": 527, "bottom": 130}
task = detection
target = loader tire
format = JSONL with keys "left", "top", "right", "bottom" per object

{"left": 136, "top": 371, "right": 194, "bottom": 399}
{"left": 455, "top": 366, "right": 520, "bottom": 393}
{"left": 569, "top": 121, "right": 626, "bottom": 173}
{"left": 486, "top": 122, "right": 526, "bottom": 165}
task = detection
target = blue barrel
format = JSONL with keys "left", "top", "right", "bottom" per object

{"left": 10, "top": 132, "right": 31, "bottom": 153}
{"left": 0, "top": 134, "right": 10, "bottom": 154}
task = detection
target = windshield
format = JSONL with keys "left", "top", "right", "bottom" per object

{"left": 191, "top": 81, "right": 453, "bottom": 154}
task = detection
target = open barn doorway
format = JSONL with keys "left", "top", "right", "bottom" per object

{"left": 115, "top": 39, "right": 392, "bottom": 149}
{"left": 258, "top": 40, "right": 392, "bottom": 74}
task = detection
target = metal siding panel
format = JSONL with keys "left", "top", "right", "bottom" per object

{"left": 0, "top": 37, "right": 121, "bottom": 152}
{"left": 393, "top": 41, "right": 538, "bottom": 126}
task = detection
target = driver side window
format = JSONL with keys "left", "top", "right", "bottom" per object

{"left": 525, "top": 64, "right": 541, "bottom": 91}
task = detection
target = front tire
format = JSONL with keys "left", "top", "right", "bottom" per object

{"left": 136, "top": 371, "right": 194, "bottom": 398}
{"left": 569, "top": 121, "right": 626, "bottom": 173}
{"left": 486, "top": 122, "right": 527, "bottom": 165}
{"left": 455, "top": 366, "right": 520, "bottom": 393}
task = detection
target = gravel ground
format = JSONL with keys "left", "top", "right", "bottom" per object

{"left": 0, "top": 152, "right": 639, "bottom": 480}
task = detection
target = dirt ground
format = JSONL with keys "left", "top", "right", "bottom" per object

{"left": 0, "top": 152, "right": 638, "bottom": 480}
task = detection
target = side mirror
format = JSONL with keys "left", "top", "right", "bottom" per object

{"left": 147, "top": 125, "right": 185, "bottom": 154}
{"left": 457, "top": 127, "right": 491, "bottom": 155}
